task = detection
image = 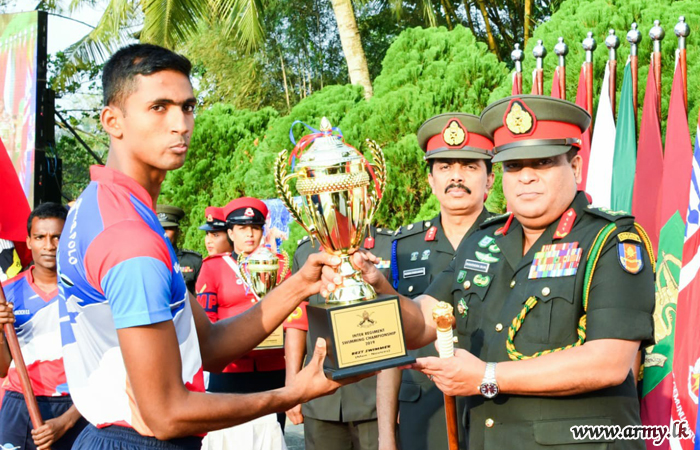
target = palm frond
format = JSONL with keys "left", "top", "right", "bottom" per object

{"left": 212, "top": 0, "right": 265, "bottom": 53}
{"left": 140, "top": 0, "right": 208, "bottom": 49}
{"left": 420, "top": 0, "right": 438, "bottom": 27}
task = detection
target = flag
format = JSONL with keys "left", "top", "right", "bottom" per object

{"left": 575, "top": 64, "right": 592, "bottom": 192}
{"left": 658, "top": 59, "right": 693, "bottom": 227}
{"left": 551, "top": 67, "right": 561, "bottom": 99}
{"left": 669, "top": 114, "right": 700, "bottom": 450}
{"left": 0, "top": 137, "right": 31, "bottom": 266}
{"left": 586, "top": 61, "right": 616, "bottom": 208}
{"left": 610, "top": 59, "right": 637, "bottom": 213}
{"left": 512, "top": 72, "right": 521, "bottom": 95}
{"left": 632, "top": 64, "right": 665, "bottom": 249}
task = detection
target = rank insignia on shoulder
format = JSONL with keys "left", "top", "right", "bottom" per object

{"left": 618, "top": 243, "right": 643, "bottom": 274}
{"left": 457, "top": 298, "right": 468, "bottom": 318}
{"left": 529, "top": 242, "right": 582, "bottom": 279}
{"left": 364, "top": 236, "right": 375, "bottom": 249}
{"left": 421, "top": 250, "right": 431, "bottom": 260}
{"left": 617, "top": 232, "right": 642, "bottom": 243}
{"left": 478, "top": 235, "right": 495, "bottom": 248}
{"left": 475, "top": 251, "right": 499, "bottom": 264}
{"left": 410, "top": 252, "right": 419, "bottom": 261}
{"left": 457, "top": 270, "right": 467, "bottom": 283}
{"left": 425, "top": 226, "right": 438, "bottom": 241}
{"left": 473, "top": 274, "right": 491, "bottom": 287}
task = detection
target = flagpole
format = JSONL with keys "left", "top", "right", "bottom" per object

{"left": 626, "top": 23, "right": 642, "bottom": 121}
{"left": 533, "top": 40, "right": 546, "bottom": 95}
{"left": 554, "top": 37, "right": 568, "bottom": 100}
{"left": 674, "top": 16, "right": 690, "bottom": 111}
{"left": 511, "top": 43, "right": 524, "bottom": 95}
{"left": 582, "top": 32, "right": 597, "bottom": 118}
{"left": 0, "top": 283, "right": 45, "bottom": 430}
{"left": 605, "top": 30, "right": 620, "bottom": 118}
{"left": 649, "top": 21, "right": 665, "bottom": 118}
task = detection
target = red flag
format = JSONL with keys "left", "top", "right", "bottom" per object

{"left": 0, "top": 138, "right": 31, "bottom": 265}
{"left": 658, "top": 60, "right": 693, "bottom": 227}
{"left": 574, "top": 65, "right": 592, "bottom": 191}
{"left": 632, "top": 68, "right": 664, "bottom": 248}
{"left": 551, "top": 67, "right": 561, "bottom": 99}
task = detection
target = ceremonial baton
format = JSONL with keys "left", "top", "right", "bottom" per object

{"left": 433, "top": 302, "right": 459, "bottom": 450}
{"left": 0, "top": 283, "right": 45, "bottom": 430}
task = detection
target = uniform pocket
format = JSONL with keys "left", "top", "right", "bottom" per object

{"left": 516, "top": 278, "right": 576, "bottom": 345}
{"left": 398, "top": 273, "right": 432, "bottom": 297}
{"left": 398, "top": 382, "right": 421, "bottom": 403}
{"left": 534, "top": 417, "right": 614, "bottom": 446}
{"left": 452, "top": 273, "right": 495, "bottom": 337}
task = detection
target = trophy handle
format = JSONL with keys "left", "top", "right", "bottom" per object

{"left": 237, "top": 252, "right": 257, "bottom": 299}
{"left": 274, "top": 149, "right": 316, "bottom": 242}
{"left": 278, "top": 249, "right": 291, "bottom": 281}
{"left": 364, "top": 139, "right": 386, "bottom": 224}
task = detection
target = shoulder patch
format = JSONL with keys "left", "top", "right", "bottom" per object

{"left": 584, "top": 205, "right": 633, "bottom": 222}
{"left": 617, "top": 232, "right": 642, "bottom": 243}
{"left": 480, "top": 212, "right": 511, "bottom": 229}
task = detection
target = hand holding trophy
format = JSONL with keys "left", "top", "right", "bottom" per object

{"left": 275, "top": 117, "right": 414, "bottom": 379}
{"left": 239, "top": 246, "right": 290, "bottom": 349}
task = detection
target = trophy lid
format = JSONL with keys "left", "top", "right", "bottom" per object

{"left": 294, "top": 118, "right": 365, "bottom": 169}
{"left": 244, "top": 246, "right": 279, "bottom": 269}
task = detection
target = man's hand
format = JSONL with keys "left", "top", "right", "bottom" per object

{"left": 285, "top": 404, "right": 304, "bottom": 425}
{"left": 31, "top": 416, "right": 69, "bottom": 450}
{"left": 319, "top": 251, "right": 387, "bottom": 297}
{"left": 296, "top": 252, "right": 342, "bottom": 298}
{"left": 0, "top": 297, "right": 15, "bottom": 327}
{"left": 411, "top": 349, "right": 486, "bottom": 397}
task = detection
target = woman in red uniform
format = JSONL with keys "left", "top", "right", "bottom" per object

{"left": 195, "top": 197, "right": 290, "bottom": 431}
{"left": 198, "top": 206, "right": 233, "bottom": 256}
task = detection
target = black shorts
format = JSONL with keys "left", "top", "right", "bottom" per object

{"left": 73, "top": 424, "right": 203, "bottom": 450}
{"left": 0, "top": 390, "right": 88, "bottom": 450}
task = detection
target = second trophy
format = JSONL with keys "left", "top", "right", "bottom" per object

{"left": 275, "top": 118, "right": 414, "bottom": 379}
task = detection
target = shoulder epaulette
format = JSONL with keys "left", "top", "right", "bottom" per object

{"left": 393, "top": 218, "right": 438, "bottom": 239}
{"left": 374, "top": 227, "right": 394, "bottom": 237}
{"left": 480, "top": 212, "right": 511, "bottom": 229}
{"left": 584, "top": 205, "right": 633, "bottom": 222}
{"left": 296, "top": 235, "right": 311, "bottom": 246}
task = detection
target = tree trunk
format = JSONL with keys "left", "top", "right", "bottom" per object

{"left": 475, "top": 0, "right": 499, "bottom": 60}
{"left": 279, "top": 51, "right": 291, "bottom": 113}
{"left": 524, "top": 0, "right": 532, "bottom": 48}
{"left": 330, "top": 0, "right": 373, "bottom": 99}
{"left": 463, "top": 0, "right": 475, "bottom": 33}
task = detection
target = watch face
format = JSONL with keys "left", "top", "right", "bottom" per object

{"left": 480, "top": 382, "right": 499, "bottom": 398}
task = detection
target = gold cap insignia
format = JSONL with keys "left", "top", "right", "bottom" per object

{"left": 442, "top": 119, "right": 467, "bottom": 147}
{"left": 504, "top": 100, "right": 534, "bottom": 135}
{"left": 207, "top": 214, "right": 214, "bottom": 222}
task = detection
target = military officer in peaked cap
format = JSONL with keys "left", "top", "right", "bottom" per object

{"left": 157, "top": 204, "right": 202, "bottom": 295}
{"left": 321, "top": 95, "right": 655, "bottom": 450}
{"left": 376, "top": 113, "right": 494, "bottom": 450}
{"left": 285, "top": 225, "right": 394, "bottom": 450}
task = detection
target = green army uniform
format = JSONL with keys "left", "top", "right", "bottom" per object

{"left": 421, "top": 95, "right": 655, "bottom": 449}
{"left": 391, "top": 211, "right": 490, "bottom": 450}
{"left": 157, "top": 204, "right": 202, "bottom": 295}
{"left": 294, "top": 227, "right": 394, "bottom": 450}
{"left": 392, "top": 112, "right": 494, "bottom": 450}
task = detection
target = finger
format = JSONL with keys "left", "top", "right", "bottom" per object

{"left": 311, "top": 252, "right": 341, "bottom": 267}
{"left": 321, "top": 265, "right": 342, "bottom": 285}
{"left": 310, "top": 338, "right": 328, "bottom": 368}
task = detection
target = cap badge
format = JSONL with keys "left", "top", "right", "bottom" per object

{"left": 505, "top": 100, "right": 534, "bottom": 135}
{"left": 442, "top": 119, "right": 467, "bottom": 147}
{"left": 157, "top": 213, "right": 168, "bottom": 221}
{"left": 244, "top": 208, "right": 255, "bottom": 217}
{"left": 207, "top": 214, "right": 214, "bottom": 222}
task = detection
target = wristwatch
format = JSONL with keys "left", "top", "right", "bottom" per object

{"left": 479, "top": 362, "right": 499, "bottom": 398}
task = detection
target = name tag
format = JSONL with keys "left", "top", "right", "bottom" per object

{"left": 403, "top": 267, "right": 426, "bottom": 278}
{"left": 464, "top": 259, "right": 489, "bottom": 273}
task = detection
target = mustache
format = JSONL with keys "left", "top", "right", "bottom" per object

{"left": 445, "top": 183, "right": 471, "bottom": 194}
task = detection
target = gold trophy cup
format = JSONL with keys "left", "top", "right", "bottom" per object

{"left": 275, "top": 117, "right": 414, "bottom": 379}
{"left": 239, "top": 246, "right": 290, "bottom": 349}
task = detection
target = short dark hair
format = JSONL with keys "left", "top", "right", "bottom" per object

{"left": 102, "top": 44, "right": 192, "bottom": 107}
{"left": 565, "top": 147, "right": 579, "bottom": 162}
{"left": 27, "top": 202, "right": 68, "bottom": 234}
{"left": 427, "top": 158, "right": 493, "bottom": 175}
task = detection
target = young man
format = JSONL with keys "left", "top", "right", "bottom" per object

{"left": 56, "top": 44, "right": 353, "bottom": 449}
{"left": 376, "top": 113, "right": 494, "bottom": 450}
{"left": 321, "top": 95, "right": 654, "bottom": 450}
{"left": 0, "top": 202, "right": 87, "bottom": 450}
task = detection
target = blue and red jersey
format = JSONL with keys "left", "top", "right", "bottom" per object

{"left": 57, "top": 166, "right": 204, "bottom": 435}
{"left": 1, "top": 267, "right": 67, "bottom": 397}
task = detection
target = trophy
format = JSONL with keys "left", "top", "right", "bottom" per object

{"left": 275, "top": 117, "right": 414, "bottom": 379}
{"left": 239, "top": 246, "right": 290, "bottom": 349}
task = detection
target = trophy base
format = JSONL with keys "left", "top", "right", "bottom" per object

{"left": 255, "top": 325, "right": 284, "bottom": 350}
{"left": 307, "top": 294, "right": 415, "bottom": 381}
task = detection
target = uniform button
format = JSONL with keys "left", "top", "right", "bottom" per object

{"left": 251, "top": 299, "right": 256, "bottom": 303}
{"left": 425, "top": 221, "right": 431, "bottom": 228}
{"left": 541, "top": 287, "right": 551, "bottom": 297}
{"left": 495, "top": 323, "right": 503, "bottom": 332}
{"left": 485, "top": 418, "right": 495, "bottom": 428}
{"left": 463, "top": 281, "right": 471, "bottom": 289}
{"left": 510, "top": 280, "right": 516, "bottom": 288}
{"left": 408, "top": 286, "right": 414, "bottom": 293}
{"left": 408, "top": 224, "right": 414, "bottom": 230}
{"left": 377, "top": 228, "right": 382, "bottom": 232}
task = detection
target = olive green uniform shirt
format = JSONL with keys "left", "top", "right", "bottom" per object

{"left": 293, "top": 227, "right": 394, "bottom": 424}
{"left": 175, "top": 248, "right": 202, "bottom": 295}
{"left": 390, "top": 209, "right": 491, "bottom": 450}
{"left": 425, "top": 192, "right": 654, "bottom": 450}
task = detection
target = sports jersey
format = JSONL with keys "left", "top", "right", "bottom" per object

{"left": 1, "top": 267, "right": 68, "bottom": 396}
{"left": 195, "top": 252, "right": 297, "bottom": 372}
{"left": 57, "top": 166, "right": 205, "bottom": 435}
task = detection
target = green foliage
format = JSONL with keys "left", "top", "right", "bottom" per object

{"left": 490, "top": 0, "right": 700, "bottom": 141}
{"left": 163, "top": 26, "right": 510, "bottom": 254}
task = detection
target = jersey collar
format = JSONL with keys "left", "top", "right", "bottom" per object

{"left": 90, "top": 165, "right": 155, "bottom": 211}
